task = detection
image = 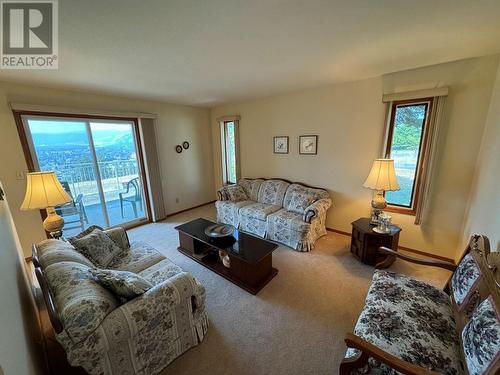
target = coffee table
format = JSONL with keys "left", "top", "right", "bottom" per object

{"left": 175, "top": 218, "right": 278, "bottom": 294}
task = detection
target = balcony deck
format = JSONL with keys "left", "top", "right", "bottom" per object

{"left": 61, "top": 197, "right": 145, "bottom": 237}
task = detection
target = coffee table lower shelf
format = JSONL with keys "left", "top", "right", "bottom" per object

{"left": 178, "top": 247, "right": 278, "bottom": 295}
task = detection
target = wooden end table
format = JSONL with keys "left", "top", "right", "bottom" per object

{"left": 350, "top": 218, "right": 401, "bottom": 268}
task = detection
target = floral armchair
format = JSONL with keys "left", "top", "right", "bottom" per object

{"left": 216, "top": 178, "right": 332, "bottom": 251}
{"left": 341, "top": 235, "right": 500, "bottom": 375}
{"left": 33, "top": 227, "right": 208, "bottom": 375}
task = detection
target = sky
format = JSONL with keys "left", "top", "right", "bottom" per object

{"left": 27, "top": 119, "right": 132, "bottom": 134}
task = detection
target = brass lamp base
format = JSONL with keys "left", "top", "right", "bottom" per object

{"left": 43, "top": 207, "right": 65, "bottom": 239}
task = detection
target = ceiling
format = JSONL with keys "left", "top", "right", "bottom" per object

{"left": 2, "top": 0, "right": 500, "bottom": 106}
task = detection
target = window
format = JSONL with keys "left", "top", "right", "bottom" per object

{"left": 16, "top": 112, "right": 149, "bottom": 236}
{"left": 220, "top": 120, "right": 239, "bottom": 184}
{"left": 384, "top": 98, "right": 433, "bottom": 214}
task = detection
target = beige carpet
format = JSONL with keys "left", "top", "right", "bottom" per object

{"left": 128, "top": 204, "right": 450, "bottom": 375}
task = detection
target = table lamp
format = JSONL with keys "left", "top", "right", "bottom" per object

{"left": 21, "top": 172, "right": 72, "bottom": 239}
{"left": 363, "top": 159, "right": 400, "bottom": 224}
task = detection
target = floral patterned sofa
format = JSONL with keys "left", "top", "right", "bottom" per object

{"left": 33, "top": 227, "right": 208, "bottom": 375}
{"left": 341, "top": 234, "right": 500, "bottom": 375}
{"left": 216, "top": 178, "right": 332, "bottom": 251}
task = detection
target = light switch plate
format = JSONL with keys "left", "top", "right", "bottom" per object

{"left": 16, "top": 171, "right": 25, "bottom": 180}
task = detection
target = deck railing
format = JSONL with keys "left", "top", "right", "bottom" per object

{"left": 56, "top": 160, "right": 139, "bottom": 205}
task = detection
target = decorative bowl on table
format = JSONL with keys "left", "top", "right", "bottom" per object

{"left": 204, "top": 224, "right": 235, "bottom": 238}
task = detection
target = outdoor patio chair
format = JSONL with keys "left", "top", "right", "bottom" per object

{"left": 56, "top": 181, "right": 88, "bottom": 232}
{"left": 119, "top": 177, "right": 143, "bottom": 218}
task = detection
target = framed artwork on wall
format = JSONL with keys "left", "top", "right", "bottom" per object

{"left": 299, "top": 135, "right": 318, "bottom": 155}
{"left": 273, "top": 136, "right": 289, "bottom": 154}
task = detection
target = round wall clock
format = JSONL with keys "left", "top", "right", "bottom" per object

{"left": 175, "top": 145, "right": 183, "bottom": 153}
{"left": 182, "top": 141, "right": 190, "bottom": 149}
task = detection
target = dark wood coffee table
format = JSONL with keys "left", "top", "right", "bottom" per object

{"left": 175, "top": 218, "right": 278, "bottom": 294}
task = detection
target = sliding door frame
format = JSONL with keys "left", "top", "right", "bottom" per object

{"left": 12, "top": 110, "right": 152, "bottom": 233}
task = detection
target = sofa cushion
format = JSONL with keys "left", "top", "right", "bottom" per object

{"left": 239, "top": 202, "right": 281, "bottom": 221}
{"left": 225, "top": 185, "right": 249, "bottom": 202}
{"left": 451, "top": 253, "right": 481, "bottom": 307}
{"left": 36, "top": 239, "right": 94, "bottom": 269}
{"left": 45, "top": 261, "right": 119, "bottom": 342}
{"left": 346, "top": 270, "right": 462, "bottom": 375}
{"left": 90, "top": 269, "right": 153, "bottom": 299}
{"left": 216, "top": 199, "right": 253, "bottom": 227}
{"left": 267, "top": 209, "right": 310, "bottom": 233}
{"left": 462, "top": 296, "right": 500, "bottom": 375}
{"left": 287, "top": 191, "right": 317, "bottom": 214}
{"left": 257, "top": 179, "right": 290, "bottom": 206}
{"left": 70, "top": 228, "right": 124, "bottom": 268}
{"left": 138, "top": 258, "right": 184, "bottom": 285}
{"left": 283, "top": 184, "right": 329, "bottom": 213}
{"left": 239, "top": 178, "right": 264, "bottom": 201}
{"left": 107, "top": 241, "right": 165, "bottom": 273}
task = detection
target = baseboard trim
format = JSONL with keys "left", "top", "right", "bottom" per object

{"left": 326, "top": 226, "right": 455, "bottom": 264}
{"left": 167, "top": 200, "right": 216, "bottom": 217}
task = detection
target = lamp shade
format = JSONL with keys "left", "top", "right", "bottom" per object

{"left": 21, "top": 172, "right": 72, "bottom": 210}
{"left": 363, "top": 159, "right": 400, "bottom": 191}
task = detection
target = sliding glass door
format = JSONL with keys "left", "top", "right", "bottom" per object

{"left": 22, "top": 115, "right": 149, "bottom": 236}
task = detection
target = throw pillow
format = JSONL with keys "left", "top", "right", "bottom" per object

{"left": 287, "top": 190, "right": 316, "bottom": 214}
{"left": 90, "top": 269, "right": 153, "bottom": 299}
{"left": 225, "top": 185, "right": 248, "bottom": 202}
{"left": 70, "top": 228, "right": 123, "bottom": 267}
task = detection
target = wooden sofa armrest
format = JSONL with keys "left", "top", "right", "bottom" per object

{"left": 341, "top": 333, "right": 441, "bottom": 375}
{"left": 376, "top": 247, "right": 456, "bottom": 271}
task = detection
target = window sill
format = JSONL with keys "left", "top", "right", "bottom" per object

{"left": 385, "top": 205, "right": 416, "bottom": 216}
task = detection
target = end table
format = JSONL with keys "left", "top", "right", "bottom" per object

{"left": 350, "top": 218, "right": 401, "bottom": 268}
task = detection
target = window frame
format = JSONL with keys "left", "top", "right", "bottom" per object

{"left": 12, "top": 109, "right": 152, "bottom": 231}
{"left": 383, "top": 97, "right": 434, "bottom": 215}
{"left": 220, "top": 120, "right": 240, "bottom": 185}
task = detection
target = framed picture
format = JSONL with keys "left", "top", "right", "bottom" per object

{"left": 273, "top": 136, "right": 289, "bottom": 154}
{"left": 299, "top": 135, "right": 318, "bottom": 155}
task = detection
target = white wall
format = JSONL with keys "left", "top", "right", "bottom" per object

{"left": 0, "top": 82, "right": 215, "bottom": 256}
{"left": 462, "top": 60, "right": 500, "bottom": 254}
{"left": 0, "top": 183, "right": 44, "bottom": 375}
{"left": 211, "top": 55, "right": 499, "bottom": 260}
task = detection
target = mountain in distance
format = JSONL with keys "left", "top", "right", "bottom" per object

{"left": 32, "top": 130, "right": 133, "bottom": 148}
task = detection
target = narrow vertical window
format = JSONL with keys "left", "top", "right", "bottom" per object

{"left": 220, "top": 120, "right": 239, "bottom": 184}
{"left": 384, "top": 98, "right": 432, "bottom": 213}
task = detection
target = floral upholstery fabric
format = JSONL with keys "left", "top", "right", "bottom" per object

{"left": 215, "top": 179, "right": 332, "bottom": 251}
{"left": 36, "top": 239, "right": 94, "bottom": 268}
{"left": 107, "top": 241, "right": 165, "bottom": 273}
{"left": 239, "top": 202, "right": 282, "bottom": 221}
{"left": 287, "top": 191, "right": 317, "bottom": 214}
{"left": 451, "top": 253, "right": 481, "bottom": 307}
{"left": 283, "top": 184, "right": 330, "bottom": 214}
{"left": 70, "top": 228, "right": 124, "bottom": 268}
{"left": 257, "top": 179, "right": 290, "bottom": 206}
{"left": 345, "top": 270, "right": 462, "bottom": 375}
{"left": 90, "top": 269, "right": 153, "bottom": 299}
{"left": 44, "top": 261, "right": 119, "bottom": 342}
{"left": 138, "top": 258, "right": 184, "bottom": 285}
{"left": 225, "top": 185, "right": 249, "bottom": 202}
{"left": 215, "top": 199, "right": 253, "bottom": 227}
{"left": 104, "top": 227, "right": 130, "bottom": 250}
{"left": 56, "top": 272, "right": 208, "bottom": 375}
{"left": 238, "top": 178, "right": 264, "bottom": 201}
{"left": 38, "top": 231, "right": 209, "bottom": 375}
{"left": 266, "top": 209, "right": 314, "bottom": 251}
{"left": 462, "top": 297, "right": 500, "bottom": 375}
{"left": 239, "top": 202, "right": 281, "bottom": 237}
